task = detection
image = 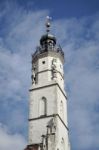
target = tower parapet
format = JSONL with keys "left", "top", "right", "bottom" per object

{"left": 32, "top": 33, "right": 64, "bottom": 63}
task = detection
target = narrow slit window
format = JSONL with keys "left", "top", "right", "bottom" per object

{"left": 60, "top": 101, "right": 64, "bottom": 119}
{"left": 61, "top": 138, "right": 65, "bottom": 150}
{"left": 39, "top": 97, "right": 47, "bottom": 116}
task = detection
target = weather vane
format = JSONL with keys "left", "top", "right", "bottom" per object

{"left": 45, "top": 16, "right": 52, "bottom": 33}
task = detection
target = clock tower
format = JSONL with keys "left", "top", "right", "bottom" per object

{"left": 25, "top": 16, "right": 71, "bottom": 150}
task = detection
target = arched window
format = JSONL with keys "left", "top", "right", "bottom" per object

{"left": 61, "top": 138, "right": 65, "bottom": 150}
{"left": 60, "top": 101, "right": 64, "bottom": 119}
{"left": 39, "top": 97, "right": 47, "bottom": 116}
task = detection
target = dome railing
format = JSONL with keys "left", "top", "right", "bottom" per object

{"left": 32, "top": 45, "right": 64, "bottom": 60}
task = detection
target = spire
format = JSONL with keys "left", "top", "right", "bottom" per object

{"left": 32, "top": 17, "right": 64, "bottom": 61}
{"left": 40, "top": 16, "right": 56, "bottom": 46}
{"left": 45, "top": 16, "right": 52, "bottom": 33}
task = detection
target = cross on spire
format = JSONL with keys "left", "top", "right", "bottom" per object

{"left": 45, "top": 16, "right": 52, "bottom": 33}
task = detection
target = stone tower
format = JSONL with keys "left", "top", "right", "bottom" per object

{"left": 25, "top": 17, "right": 70, "bottom": 150}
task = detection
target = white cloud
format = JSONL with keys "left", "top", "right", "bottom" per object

{"left": 0, "top": 6, "right": 48, "bottom": 102}
{"left": 0, "top": 123, "right": 26, "bottom": 150}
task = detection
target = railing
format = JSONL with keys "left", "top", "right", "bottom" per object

{"left": 32, "top": 45, "right": 64, "bottom": 59}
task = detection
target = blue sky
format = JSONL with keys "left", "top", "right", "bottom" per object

{"left": 0, "top": 0, "right": 99, "bottom": 150}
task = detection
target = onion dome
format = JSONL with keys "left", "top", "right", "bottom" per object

{"left": 40, "top": 33, "right": 56, "bottom": 46}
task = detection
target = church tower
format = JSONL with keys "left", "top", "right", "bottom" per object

{"left": 25, "top": 17, "right": 70, "bottom": 150}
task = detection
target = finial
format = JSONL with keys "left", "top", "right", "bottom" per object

{"left": 45, "top": 16, "right": 52, "bottom": 33}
